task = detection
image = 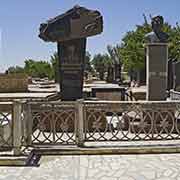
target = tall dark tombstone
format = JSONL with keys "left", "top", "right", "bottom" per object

{"left": 39, "top": 5, "right": 103, "bottom": 100}
{"left": 106, "top": 66, "right": 114, "bottom": 83}
{"left": 174, "top": 61, "right": 180, "bottom": 91}
{"left": 167, "top": 59, "right": 176, "bottom": 91}
{"left": 114, "top": 63, "right": 122, "bottom": 83}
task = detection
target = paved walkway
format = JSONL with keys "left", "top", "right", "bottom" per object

{"left": 1, "top": 154, "right": 180, "bottom": 180}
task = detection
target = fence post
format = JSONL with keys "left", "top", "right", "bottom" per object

{"left": 21, "top": 101, "right": 32, "bottom": 147}
{"left": 76, "top": 99, "right": 84, "bottom": 147}
{"left": 13, "top": 100, "right": 22, "bottom": 155}
{"left": 25, "top": 103, "right": 33, "bottom": 146}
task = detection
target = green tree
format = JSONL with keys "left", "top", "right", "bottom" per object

{"left": 50, "top": 52, "right": 59, "bottom": 82}
{"left": 24, "top": 59, "right": 53, "bottom": 79}
{"left": 168, "top": 23, "right": 180, "bottom": 60}
{"left": 6, "top": 66, "right": 25, "bottom": 74}
{"left": 84, "top": 51, "right": 93, "bottom": 73}
{"left": 120, "top": 22, "right": 151, "bottom": 71}
{"left": 119, "top": 14, "right": 175, "bottom": 73}
{"left": 91, "top": 53, "right": 109, "bottom": 80}
{"left": 107, "top": 44, "right": 122, "bottom": 81}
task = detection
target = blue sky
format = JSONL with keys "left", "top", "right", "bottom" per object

{"left": 0, "top": 0, "right": 180, "bottom": 72}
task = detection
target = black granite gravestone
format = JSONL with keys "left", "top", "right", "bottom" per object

{"left": 39, "top": 5, "right": 103, "bottom": 100}
{"left": 167, "top": 59, "right": 177, "bottom": 91}
{"left": 114, "top": 63, "right": 121, "bottom": 83}
{"left": 106, "top": 66, "right": 114, "bottom": 83}
{"left": 174, "top": 61, "right": 180, "bottom": 91}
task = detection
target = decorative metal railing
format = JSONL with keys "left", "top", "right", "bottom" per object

{"left": 170, "top": 90, "right": 180, "bottom": 100}
{"left": 2, "top": 100, "right": 180, "bottom": 154}
{"left": 0, "top": 102, "right": 13, "bottom": 148}
{"left": 83, "top": 101, "right": 180, "bottom": 142}
{"left": 28, "top": 102, "right": 77, "bottom": 146}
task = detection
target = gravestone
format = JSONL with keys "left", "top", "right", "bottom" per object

{"left": 174, "top": 61, "right": 180, "bottom": 91}
{"left": 145, "top": 15, "right": 169, "bottom": 101}
{"left": 137, "top": 15, "right": 174, "bottom": 134}
{"left": 114, "top": 63, "right": 121, "bottom": 83}
{"left": 106, "top": 66, "right": 114, "bottom": 83}
{"left": 168, "top": 59, "right": 174, "bottom": 91}
{"left": 39, "top": 5, "right": 103, "bottom": 100}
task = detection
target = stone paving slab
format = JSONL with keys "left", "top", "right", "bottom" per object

{"left": 1, "top": 154, "right": 180, "bottom": 179}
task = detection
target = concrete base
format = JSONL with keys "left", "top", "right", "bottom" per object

{"left": 32, "top": 144, "right": 180, "bottom": 155}
{"left": 0, "top": 156, "right": 28, "bottom": 166}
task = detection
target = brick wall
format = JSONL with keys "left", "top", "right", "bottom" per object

{"left": 0, "top": 74, "right": 28, "bottom": 92}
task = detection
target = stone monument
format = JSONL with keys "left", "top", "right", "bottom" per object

{"left": 142, "top": 16, "right": 173, "bottom": 133}
{"left": 106, "top": 66, "right": 114, "bottom": 83}
{"left": 39, "top": 5, "right": 103, "bottom": 100}
{"left": 174, "top": 61, "right": 180, "bottom": 91}
{"left": 145, "top": 15, "right": 169, "bottom": 100}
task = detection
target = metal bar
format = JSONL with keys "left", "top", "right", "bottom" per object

{"left": 13, "top": 101, "right": 22, "bottom": 155}
{"left": 76, "top": 99, "right": 85, "bottom": 147}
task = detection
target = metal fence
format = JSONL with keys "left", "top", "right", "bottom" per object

{"left": 0, "top": 101, "right": 23, "bottom": 155}
{"left": 26, "top": 101, "right": 77, "bottom": 146}
{"left": 1, "top": 100, "right": 180, "bottom": 154}
{"left": 170, "top": 90, "right": 180, "bottom": 100}
{"left": 83, "top": 101, "right": 180, "bottom": 143}
{"left": 0, "top": 102, "right": 13, "bottom": 149}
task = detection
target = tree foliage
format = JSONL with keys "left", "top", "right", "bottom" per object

{"left": 168, "top": 23, "right": 180, "bottom": 60}
{"left": 24, "top": 59, "right": 54, "bottom": 79}
{"left": 84, "top": 51, "right": 93, "bottom": 73}
{"left": 120, "top": 20, "right": 151, "bottom": 71}
{"left": 7, "top": 66, "right": 25, "bottom": 74}
{"left": 6, "top": 15, "right": 180, "bottom": 81}
{"left": 91, "top": 53, "right": 110, "bottom": 80}
{"left": 119, "top": 15, "right": 180, "bottom": 71}
{"left": 107, "top": 44, "right": 122, "bottom": 65}
{"left": 50, "top": 52, "right": 59, "bottom": 82}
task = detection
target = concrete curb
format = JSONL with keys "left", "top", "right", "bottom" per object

{"left": 0, "top": 156, "right": 27, "bottom": 166}
{"left": 32, "top": 145, "right": 180, "bottom": 155}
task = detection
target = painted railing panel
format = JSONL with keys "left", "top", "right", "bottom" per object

{"left": 28, "top": 102, "right": 77, "bottom": 145}
{"left": 0, "top": 102, "right": 13, "bottom": 149}
{"left": 84, "top": 101, "right": 180, "bottom": 142}
{"left": 170, "top": 90, "right": 180, "bottom": 100}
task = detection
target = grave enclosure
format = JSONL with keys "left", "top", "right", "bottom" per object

{"left": 1, "top": 7, "right": 180, "bottom": 159}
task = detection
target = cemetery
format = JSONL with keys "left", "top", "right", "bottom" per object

{"left": 1, "top": 5, "right": 180, "bottom": 168}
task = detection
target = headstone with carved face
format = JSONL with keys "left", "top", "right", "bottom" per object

{"left": 39, "top": 5, "right": 103, "bottom": 100}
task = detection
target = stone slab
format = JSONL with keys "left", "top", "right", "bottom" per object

{"left": 146, "top": 44, "right": 168, "bottom": 100}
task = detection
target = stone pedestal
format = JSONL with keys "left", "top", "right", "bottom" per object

{"left": 146, "top": 43, "right": 168, "bottom": 101}
{"left": 58, "top": 38, "right": 86, "bottom": 101}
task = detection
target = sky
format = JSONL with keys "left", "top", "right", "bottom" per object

{"left": 0, "top": 0, "right": 180, "bottom": 72}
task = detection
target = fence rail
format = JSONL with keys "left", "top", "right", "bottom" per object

{"left": 0, "top": 102, "right": 13, "bottom": 149}
{"left": 83, "top": 101, "right": 180, "bottom": 143}
{"left": 170, "top": 90, "right": 180, "bottom": 100}
{"left": 27, "top": 101, "right": 77, "bottom": 146}
{"left": 1, "top": 100, "right": 180, "bottom": 154}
